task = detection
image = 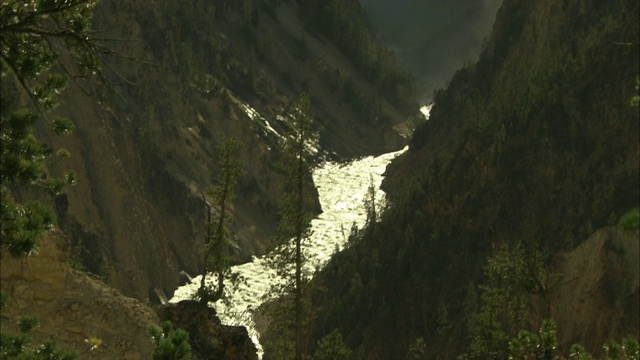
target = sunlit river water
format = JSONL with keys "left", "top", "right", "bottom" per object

{"left": 170, "top": 147, "right": 407, "bottom": 357}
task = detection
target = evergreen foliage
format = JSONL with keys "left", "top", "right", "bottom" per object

{"left": 464, "top": 242, "right": 639, "bottom": 359}
{"left": 309, "top": 0, "right": 639, "bottom": 356}
{"left": 197, "top": 138, "right": 243, "bottom": 305}
{"left": 631, "top": 77, "right": 639, "bottom": 106}
{"left": 506, "top": 319, "right": 559, "bottom": 359}
{"left": 312, "top": 329, "right": 352, "bottom": 360}
{"left": 468, "top": 242, "right": 539, "bottom": 357}
{"left": 602, "top": 338, "right": 640, "bottom": 360}
{"left": 618, "top": 208, "right": 639, "bottom": 235}
{"left": 265, "top": 93, "right": 319, "bottom": 360}
{"left": 0, "top": 0, "right": 100, "bottom": 256}
{"left": 0, "top": 3, "right": 107, "bottom": 358}
{"left": 0, "top": 292, "right": 8, "bottom": 309}
{"left": 405, "top": 337, "right": 428, "bottom": 360}
{"left": 149, "top": 321, "right": 192, "bottom": 360}
{"left": 0, "top": 312, "right": 77, "bottom": 360}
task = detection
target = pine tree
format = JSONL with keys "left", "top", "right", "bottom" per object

{"left": 266, "top": 93, "right": 319, "bottom": 360}
{"left": 312, "top": 329, "right": 352, "bottom": 360}
{"left": 197, "top": 138, "right": 242, "bottom": 304}
{"left": 0, "top": 0, "right": 101, "bottom": 256}
{"left": 469, "top": 242, "right": 534, "bottom": 356}
{"left": 148, "top": 321, "right": 192, "bottom": 360}
{"left": 405, "top": 337, "right": 427, "bottom": 360}
{"left": 1, "top": 3, "right": 108, "bottom": 357}
{"left": 0, "top": 295, "right": 103, "bottom": 358}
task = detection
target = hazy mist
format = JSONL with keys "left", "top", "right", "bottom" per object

{"left": 359, "top": 0, "right": 502, "bottom": 102}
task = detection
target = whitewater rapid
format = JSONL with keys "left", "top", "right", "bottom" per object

{"left": 170, "top": 147, "right": 407, "bottom": 357}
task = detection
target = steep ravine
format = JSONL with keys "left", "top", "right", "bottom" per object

{"left": 30, "top": 0, "right": 418, "bottom": 302}
{"left": 171, "top": 147, "right": 408, "bottom": 357}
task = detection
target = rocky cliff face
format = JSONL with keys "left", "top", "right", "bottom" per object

{"left": 0, "top": 231, "right": 158, "bottom": 358}
{"left": 30, "top": 0, "right": 417, "bottom": 302}
{"left": 548, "top": 228, "right": 639, "bottom": 355}
{"left": 157, "top": 301, "right": 258, "bottom": 360}
{"left": 0, "top": 231, "right": 263, "bottom": 359}
{"left": 311, "top": 0, "right": 639, "bottom": 357}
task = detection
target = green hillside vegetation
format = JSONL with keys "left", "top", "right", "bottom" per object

{"left": 310, "top": 0, "right": 639, "bottom": 358}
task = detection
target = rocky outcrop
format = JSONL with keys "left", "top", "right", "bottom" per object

{"left": 548, "top": 228, "right": 639, "bottom": 357}
{"left": 157, "top": 301, "right": 258, "bottom": 360}
{"left": 0, "top": 231, "right": 159, "bottom": 359}
{"left": 1, "top": 231, "right": 261, "bottom": 359}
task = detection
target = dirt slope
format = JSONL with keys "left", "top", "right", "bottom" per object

{"left": 1, "top": 231, "right": 263, "bottom": 358}
{"left": 1, "top": 231, "right": 158, "bottom": 358}
{"left": 549, "top": 228, "right": 639, "bottom": 357}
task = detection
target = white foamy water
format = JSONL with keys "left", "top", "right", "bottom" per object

{"left": 170, "top": 147, "right": 407, "bottom": 358}
{"left": 420, "top": 104, "right": 433, "bottom": 118}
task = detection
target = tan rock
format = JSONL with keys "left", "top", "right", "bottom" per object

{"left": 1, "top": 231, "right": 68, "bottom": 287}
{"left": 123, "top": 351, "right": 143, "bottom": 360}
{"left": 550, "top": 227, "right": 640, "bottom": 354}
{"left": 1, "top": 232, "right": 159, "bottom": 358}
{"left": 33, "top": 287, "right": 57, "bottom": 301}
{"left": 12, "top": 285, "right": 35, "bottom": 309}
{"left": 64, "top": 325, "right": 85, "bottom": 334}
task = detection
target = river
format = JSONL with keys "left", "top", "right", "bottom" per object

{"left": 170, "top": 146, "right": 407, "bottom": 358}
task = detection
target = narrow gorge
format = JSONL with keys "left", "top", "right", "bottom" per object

{"left": 1, "top": 0, "right": 638, "bottom": 359}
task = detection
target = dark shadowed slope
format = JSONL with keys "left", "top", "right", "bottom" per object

{"left": 312, "top": 0, "right": 639, "bottom": 357}
{"left": 360, "top": 0, "right": 502, "bottom": 101}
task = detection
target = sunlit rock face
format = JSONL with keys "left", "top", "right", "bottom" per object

{"left": 0, "top": 231, "right": 159, "bottom": 358}
{"left": 359, "top": 0, "right": 502, "bottom": 101}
